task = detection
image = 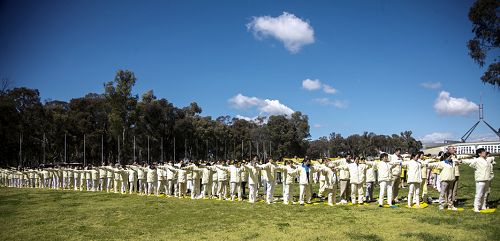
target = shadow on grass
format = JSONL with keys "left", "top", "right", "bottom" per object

{"left": 346, "top": 232, "right": 383, "bottom": 241}
{"left": 401, "top": 232, "right": 451, "bottom": 241}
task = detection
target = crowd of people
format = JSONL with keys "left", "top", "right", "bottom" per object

{"left": 0, "top": 146, "right": 495, "bottom": 212}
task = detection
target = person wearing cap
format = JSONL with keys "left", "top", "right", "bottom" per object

{"left": 459, "top": 148, "right": 493, "bottom": 212}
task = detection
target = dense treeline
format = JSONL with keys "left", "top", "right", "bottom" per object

{"left": 0, "top": 70, "right": 422, "bottom": 167}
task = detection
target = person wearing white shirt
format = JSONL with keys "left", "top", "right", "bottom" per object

{"left": 185, "top": 161, "right": 202, "bottom": 199}
{"left": 156, "top": 165, "right": 167, "bottom": 196}
{"left": 320, "top": 162, "right": 337, "bottom": 206}
{"left": 317, "top": 159, "right": 327, "bottom": 198}
{"left": 165, "top": 161, "right": 176, "bottom": 196}
{"left": 329, "top": 155, "right": 352, "bottom": 204}
{"left": 98, "top": 165, "right": 107, "bottom": 192}
{"left": 243, "top": 161, "right": 261, "bottom": 203}
{"left": 336, "top": 157, "right": 371, "bottom": 205}
{"left": 296, "top": 159, "right": 321, "bottom": 205}
{"left": 257, "top": 159, "right": 280, "bottom": 204}
{"left": 389, "top": 148, "right": 402, "bottom": 203}
{"left": 105, "top": 164, "right": 114, "bottom": 192}
{"left": 365, "top": 158, "right": 376, "bottom": 203}
{"left": 459, "top": 148, "right": 493, "bottom": 212}
{"left": 401, "top": 153, "right": 425, "bottom": 208}
{"left": 214, "top": 161, "right": 230, "bottom": 200}
{"left": 198, "top": 162, "right": 214, "bottom": 199}
{"left": 145, "top": 165, "right": 158, "bottom": 196}
{"left": 136, "top": 163, "right": 147, "bottom": 195}
{"left": 279, "top": 161, "right": 299, "bottom": 205}
{"left": 126, "top": 166, "right": 138, "bottom": 194}
{"left": 163, "top": 163, "right": 188, "bottom": 198}
{"left": 366, "top": 153, "right": 401, "bottom": 207}
{"left": 483, "top": 153, "right": 495, "bottom": 209}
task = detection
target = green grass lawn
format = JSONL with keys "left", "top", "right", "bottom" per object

{"left": 1, "top": 161, "right": 499, "bottom": 241}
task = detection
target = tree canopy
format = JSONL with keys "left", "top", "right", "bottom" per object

{"left": 0, "top": 70, "right": 422, "bottom": 167}
{"left": 467, "top": 0, "right": 500, "bottom": 87}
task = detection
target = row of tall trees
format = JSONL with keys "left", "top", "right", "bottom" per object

{"left": 0, "top": 70, "right": 310, "bottom": 167}
{"left": 306, "top": 131, "right": 423, "bottom": 159}
{"left": 0, "top": 70, "right": 422, "bottom": 167}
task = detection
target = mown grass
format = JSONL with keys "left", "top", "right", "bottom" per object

{"left": 0, "top": 161, "right": 499, "bottom": 241}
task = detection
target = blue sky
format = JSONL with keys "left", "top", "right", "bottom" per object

{"left": 1, "top": 0, "right": 499, "bottom": 142}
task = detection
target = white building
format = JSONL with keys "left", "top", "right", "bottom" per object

{"left": 423, "top": 141, "right": 500, "bottom": 156}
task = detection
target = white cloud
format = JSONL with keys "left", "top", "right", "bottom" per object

{"left": 312, "top": 98, "right": 348, "bottom": 108}
{"left": 302, "top": 79, "right": 338, "bottom": 94}
{"left": 302, "top": 79, "right": 321, "bottom": 90}
{"left": 322, "top": 84, "right": 338, "bottom": 94}
{"left": 228, "top": 94, "right": 261, "bottom": 109}
{"left": 434, "top": 91, "right": 478, "bottom": 116}
{"left": 421, "top": 82, "right": 442, "bottom": 89}
{"left": 260, "top": 99, "right": 294, "bottom": 115}
{"left": 313, "top": 124, "right": 322, "bottom": 128}
{"left": 247, "top": 12, "right": 315, "bottom": 53}
{"left": 229, "top": 93, "right": 294, "bottom": 116}
{"left": 420, "top": 132, "right": 453, "bottom": 143}
{"left": 333, "top": 100, "right": 348, "bottom": 108}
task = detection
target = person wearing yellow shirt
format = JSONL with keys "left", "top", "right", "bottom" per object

{"left": 163, "top": 163, "right": 188, "bottom": 198}
{"left": 459, "top": 148, "right": 493, "bottom": 212}
{"left": 329, "top": 155, "right": 352, "bottom": 204}
{"left": 336, "top": 157, "right": 371, "bottom": 205}
{"left": 427, "top": 153, "right": 458, "bottom": 210}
